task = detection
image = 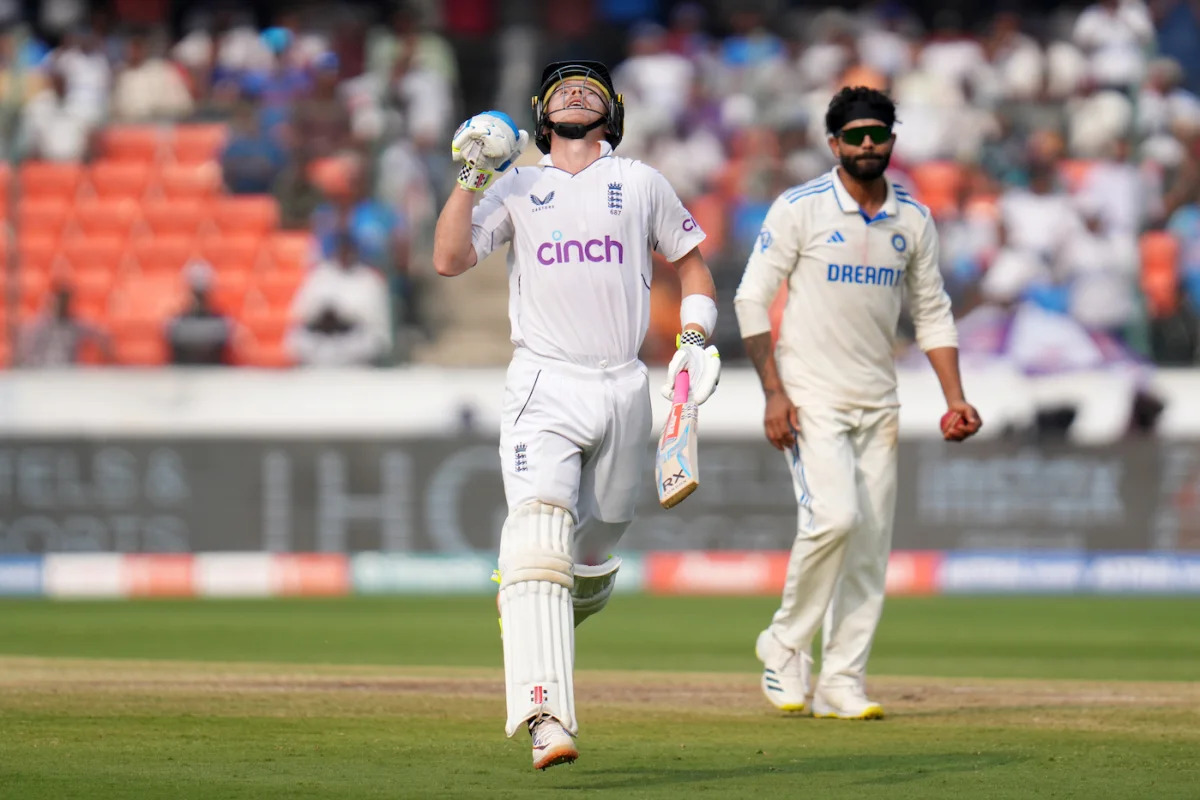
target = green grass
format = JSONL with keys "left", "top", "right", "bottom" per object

{"left": 1, "top": 595, "right": 1198, "bottom": 799}
{"left": 1, "top": 595, "right": 1197, "bottom": 681}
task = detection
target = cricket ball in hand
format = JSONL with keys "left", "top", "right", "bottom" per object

{"left": 940, "top": 411, "right": 963, "bottom": 440}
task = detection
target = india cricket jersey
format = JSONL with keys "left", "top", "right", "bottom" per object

{"left": 733, "top": 166, "right": 958, "bottom": 407}
{"left": 471, "top": 142, "right": 706, "bottom": 367}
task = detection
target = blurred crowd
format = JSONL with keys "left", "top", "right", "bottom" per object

{"left": 5, "top": 0, "right": 1200, "bottom": 370}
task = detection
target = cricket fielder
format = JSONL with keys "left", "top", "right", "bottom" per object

{"left": 733, "top": 87, "right": 981, "bottom": 720}
{"left": 432, "top": 61, "right": 721, "bottom": 769}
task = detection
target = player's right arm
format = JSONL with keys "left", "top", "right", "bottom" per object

{"left": 433, "top": 111, "right": 527, "bottom": 277}
{"left": 734, "top": 196, "right": 803, "bottom": 450}
{"left": 433, "top": 187, "right": 480, "bottom": 276}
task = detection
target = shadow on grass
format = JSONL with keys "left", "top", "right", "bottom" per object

{"left": 555, "top": 752, "right": 1026, "bottom": 792}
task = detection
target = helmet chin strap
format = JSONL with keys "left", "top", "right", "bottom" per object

{"left": 549, "top": 116, "right": 607, "bottom": 140}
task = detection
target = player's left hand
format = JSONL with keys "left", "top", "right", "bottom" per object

{"left": 941, "top": 400, "right": 982, "bottom": 442}
{"left": 661, "top": 343, "right": 721, "bottom": 404}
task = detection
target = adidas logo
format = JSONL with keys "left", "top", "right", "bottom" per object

{"left": 827, "top": 231, "right": 845, "bottom": 243}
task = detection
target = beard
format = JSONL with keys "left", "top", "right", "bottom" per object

{"left": 840, "top": 150, "right": 891, "bottom": 181}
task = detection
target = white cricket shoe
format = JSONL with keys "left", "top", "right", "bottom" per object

{"left": 811, "top": 684, "right": 884, "bottom": 720}
{"left": 529, "top": 717, "right": 578, "bottom": 770}
{"left": 755, "top": 629, "right": 812, "bottom": 713}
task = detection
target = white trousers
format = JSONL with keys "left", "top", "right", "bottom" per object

{"left": 499, "top": 349, "right": 652, "bottom": 563}
{"left": 768, "top": 403, "right": 899, "bottom": 689}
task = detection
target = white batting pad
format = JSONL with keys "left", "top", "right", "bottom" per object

{"left": 498, "top": 502, "right": 577, "bottom": 737}
{"left": 572, "top": 556, "right": 621, "bottom": 627}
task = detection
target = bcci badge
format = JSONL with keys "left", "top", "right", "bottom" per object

{"left": 891, "top": 233, "right": 907, "bottom": 253}
{"left": 608, "top": 183, "right": 623, "bottom": 215}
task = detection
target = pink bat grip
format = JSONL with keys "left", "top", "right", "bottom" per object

{"left": 672, "top": 371, "right": 690, "bottom": 403}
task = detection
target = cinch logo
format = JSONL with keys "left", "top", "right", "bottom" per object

{"left": 537, "top": 231, "right": 625, "bottom": 265}
{"left": 827, "top": 263, "right": 902, "bottom": 286}
{"left": 682, "top": 217, "right": 696, "bottom": 232}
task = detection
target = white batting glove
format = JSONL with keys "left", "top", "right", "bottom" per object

{"left": 661, "top": 336, "right": 721, "bottom": 405}
{"left": 451, "top": 111, "right": 529, "bottom": 192}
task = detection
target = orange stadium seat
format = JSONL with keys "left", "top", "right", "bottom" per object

{"left": 100, "top": 125, "right": 163, "bottom": 163}
{"left": 19, "top": 200, "right": 72, "bottom": 239}
{"left": 236, "top": 298, "right": 293, "bottom": 366}
{"left": 209, "top": 196, "right": 280, "bottom": 237}
{"left": 307, "top": 156, "right": 353, "bottom": 196}
{"left": 688, "top": 193, "right": 727, "bottom": 258}
{"left": 265, "top": 231, "right": 316, "bottom": 274}
{"left": 19, "top": 162, "right": 84, "bottom": 202}
{"left": 0, "top": 162, "right": 9, "bottom": 214}
{"left": 0, "top": 295, "right": 11, "bottom": 365}
{"left": 208, "top": 269, "right": 251, "bottom": 315}
{"left": 70, "top": 275, "right": 113, "bottom": 324}
{"left": 88, "top": 161, "right": 154, "bottom": 201}
{"left": 17, "top": 235, "right": 61, "bottom": 275}
{"left": 171, "top": 124, "right": 229, "bottom": 164}
{"left": 71, "top": 199, "right": 142, "bottom": 239}
{"left": 1139, "top": 231, "right": 1180, "bottom": 319}
{"left": 241, "top": 300, "right": 291, "bottom": 342}
{"left": 1057, "top": 159, "right": 1097, "bottom": 193}
{"left": 910, "top": 161, "right": 965, "bottom": 218}
{"left": 254, "top": 268, "right": 305, "bottom": 307}
{"left": 235, "top": 337, "right": 293, "bottom": 368}
{"left": 109, "top": 274, "right": 185, "bottom": 329}
{"left": 199, "top": 234, "right": 263, "bottom": 273}
{"left": 210, "top": 196, "right": 280, "bottom": 237}
{"left": 17, "top": 269, "right": 52, "bottom": 319}
{"left": 130, "top": 237, "right": 197, "bottom": 277}
{"left": 62, "top": 236, "right": 127, "bottom": 277}
{"left": 114, "top": 334, "right": 169, "bottom": 366}
{"left": 157, "top": 162, "right": 222, "bottom": 199}
{"left": 141, "top": 199, "right": 209, "bottom": 239}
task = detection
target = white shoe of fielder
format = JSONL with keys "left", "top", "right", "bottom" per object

{"left": 811, "top": 684, "right": 884, "bottom": 720}
{"left": 529, "top": 717, "right": 578, "bottom": 770}
{"left": 755, "top": 629, "right": 812, "bottom": 713}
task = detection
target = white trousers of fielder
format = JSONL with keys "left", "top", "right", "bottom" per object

{"left": 767, "top": 403, "right": 899, "bottom": 690}
{"left": 496, "top": 348, "right": 651, "bottom": 736}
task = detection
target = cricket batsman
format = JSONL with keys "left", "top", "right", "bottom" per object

{"left": 733, "top": 87, "right": 981, "bottom": 720}
{"left": 432, "top": 61, "right": 721, "bottom": 769}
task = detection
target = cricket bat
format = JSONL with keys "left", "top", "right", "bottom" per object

{"left": 656, "top": 370, "right": 699, "bottom": 509}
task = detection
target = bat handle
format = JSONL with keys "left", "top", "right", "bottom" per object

{"left": 464, "top": 139, "right": 483, "bottom": 166}
{"left": 672, "top": 370, "right": 690, "bottom": 404}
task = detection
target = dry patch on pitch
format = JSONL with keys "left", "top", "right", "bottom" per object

{"left": 1, "top": 656, "right": 1197, "bottom": 732}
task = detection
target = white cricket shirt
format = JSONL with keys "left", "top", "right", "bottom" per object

{"left": 471, "top": 142, "right": 706, "bottom": 367}
{"left": 734, "top": 167, "right": 958, "bottom": 408}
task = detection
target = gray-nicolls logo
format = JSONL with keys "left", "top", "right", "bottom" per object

{"left": 514, "top": 443, "right": 529, "bottom": 473}
{"left": 608, "top": 183, "right": 623, "bottom": 215}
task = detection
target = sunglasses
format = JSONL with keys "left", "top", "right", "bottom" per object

{"left": 838, "top": 126, "right": 892, "bottom": 146}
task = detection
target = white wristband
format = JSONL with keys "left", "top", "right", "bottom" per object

{"left": 680, "top": 294, "right": 717, "bottom": 339}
